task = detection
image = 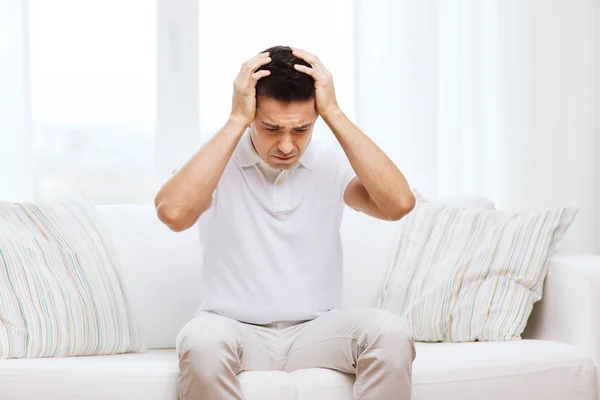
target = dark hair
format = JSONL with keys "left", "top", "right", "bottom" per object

{"left": 255, "top": 45, "right": 315, "bottom": 103}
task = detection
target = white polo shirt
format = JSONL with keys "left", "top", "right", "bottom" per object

{"left": 184, "top": 130, "right": 356, "bottom": 324}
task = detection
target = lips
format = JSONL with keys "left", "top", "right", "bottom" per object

{"left": 274, "top": 155, "right": 295, "bottom": 160}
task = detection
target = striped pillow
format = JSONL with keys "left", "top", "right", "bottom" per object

{"left": 378, "top": 200, "right": 577, "bottom": 342}
{"left": 0, "top": 196, "right": 145, "bottom": 358}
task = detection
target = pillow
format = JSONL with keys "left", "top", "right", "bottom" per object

{"left": 0, "top": 195, "right": 145, "bottom": 358}
{"left": 413, "top": 189, "right": 496, "bottom": 210}
{"left": 378, "top": 197, "right": 577, "bottom": 342}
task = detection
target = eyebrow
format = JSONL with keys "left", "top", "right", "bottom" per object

{"left": 260, "top": 121, "right": 313, "bottom": 130}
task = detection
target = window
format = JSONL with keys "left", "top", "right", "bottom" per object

{"left": 23, "top": 0, "right": 354, "bottom": 204}
{"left": 29, "top": 0, "right": 156, "bottom": 204}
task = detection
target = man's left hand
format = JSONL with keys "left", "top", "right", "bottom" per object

{"left": 292, "top": 48, "right": 341, "bottom": 120}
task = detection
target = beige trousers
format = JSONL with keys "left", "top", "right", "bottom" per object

{"left": 176, "top": 308, "right": 416, "bottom": 400}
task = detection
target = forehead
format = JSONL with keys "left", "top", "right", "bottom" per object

{"left": 256, "top": 96, "right": 317, "bottom": 125}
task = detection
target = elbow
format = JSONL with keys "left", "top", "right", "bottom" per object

{"left": 155, "top": 187, "right": 210, "bottom": 232}
{"left": 387, "top": 192, "right": 416, "bottom": 221}
{"left": 155, "top": 201, "right": 189, "bottom": 232}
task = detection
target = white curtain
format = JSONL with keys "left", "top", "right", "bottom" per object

{"left": 354, "top": 0, "right": 600, "bottom": 254}
{"left": 0, "top": 0, "right": 32, "bottom": 201}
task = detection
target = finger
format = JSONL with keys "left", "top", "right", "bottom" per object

{"left": 252, "top": 51, "right": 270, "bottom": 62}
{"left": 291, "top": 47, "right": 319, "bottom": 67}
{"left": 241, "top": 56, "right": 271, "bottom": 79}
{"left": 240, "top": 52, "right": 270, "bottom": 71}
{"left": 294, "top": 64, "right": 316, "bottom": 77}
{"left": 248, "top": 56, "right": 272, "bottom": 73}
{"left": 251, "top": 69, "right": 271, "bottom": 81}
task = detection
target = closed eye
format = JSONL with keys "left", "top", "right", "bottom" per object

{"left": 265, "top": 127, "right": 279, "bottom": 133}
{"left": 295, "top": 128, "right": 309, "bottom": 134}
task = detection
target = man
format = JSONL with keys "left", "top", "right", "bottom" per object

{"left": 155, "top": 46, "right": 416, "bottom": 400}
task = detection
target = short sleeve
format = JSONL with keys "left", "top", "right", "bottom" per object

{"left": 333, "top": 142, "right": 357, "bottom": 199}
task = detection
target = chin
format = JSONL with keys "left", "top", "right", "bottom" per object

{"left": 270, "top": 162, "right": 293, "bottom": 170}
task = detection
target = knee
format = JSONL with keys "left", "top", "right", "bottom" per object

{"left": 176, "top": 314, "right": 241, "bottom": 366}
{"left": 362, "top": 310, "right": 415, "bottom": 361}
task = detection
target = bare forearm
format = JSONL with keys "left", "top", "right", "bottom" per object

{"left": 323, "top": 109, "right": 415, "bottom": 216}
{"left": 155, "top": 116, "right": 248, "bottom": 231}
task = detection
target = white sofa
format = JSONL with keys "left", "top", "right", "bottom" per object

{"left": 1, "top": 199, "right": 599, "bottom": 400}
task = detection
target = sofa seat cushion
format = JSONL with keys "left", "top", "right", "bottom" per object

{"left": 413, "top": 340, "right": 596, "bottom": 400}
{"left": 0, "top": 350, "right": 180, "bottom": 400}
{"left": 0, "top": 340, "right": 595, "bottom": 400}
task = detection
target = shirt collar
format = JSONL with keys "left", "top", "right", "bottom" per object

{"left": 235, "top": 129, "right": 317, "bottom": 171}
{"left": 236, "top": 129, "right": 262, "bottom": 168}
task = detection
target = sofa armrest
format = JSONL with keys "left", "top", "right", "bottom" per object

{"left": 523, "top": 253, "right": 600, "bottom": 366}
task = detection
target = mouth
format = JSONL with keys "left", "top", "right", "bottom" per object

{"left": 273, "top": 155, "right": 296, "bottom": 161}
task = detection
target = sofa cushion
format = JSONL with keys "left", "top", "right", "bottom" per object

{"left": 95, "top": 205, "right": 204, "bottom": 350}
{"left": 0, "top": 350, "right": 179, "bottom": 400}
{"left": 340, "top": 195, "right": 496, "bottom": 310}
{"left": 379, "top": 201, "right": 577, "bottom": 341}
{"left": 0, "top": 196, "right": 145, "bottom": 359}
{"left": 412, "top": 340, "right": 596, "bottom": 400}
{"left": 0, "top": 340, "right": 594, "bottom": 400}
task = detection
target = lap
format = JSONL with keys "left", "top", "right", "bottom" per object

{"left": 283, "top": 308, "right": 412, "bottom": 373}
{"left": 175, "top": 308, "right": 412, "bottom": 373}
{"left": 294, "top": 308, "right": 411, "bottom": 345}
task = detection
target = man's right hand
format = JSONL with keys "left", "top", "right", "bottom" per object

{"left": 230, "top": 52, "right": 272, "bottom": 127}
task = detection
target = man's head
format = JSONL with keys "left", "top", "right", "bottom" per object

{"left": 250, "top": 46, "right": 317, "bottom": 170}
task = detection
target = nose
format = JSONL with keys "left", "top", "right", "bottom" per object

{"left": 277, "top": 135, "right": 294, "bottom": 155}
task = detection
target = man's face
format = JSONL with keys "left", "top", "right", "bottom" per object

{"left": 250, "top": 96, "right": 318, "bottom": 170}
